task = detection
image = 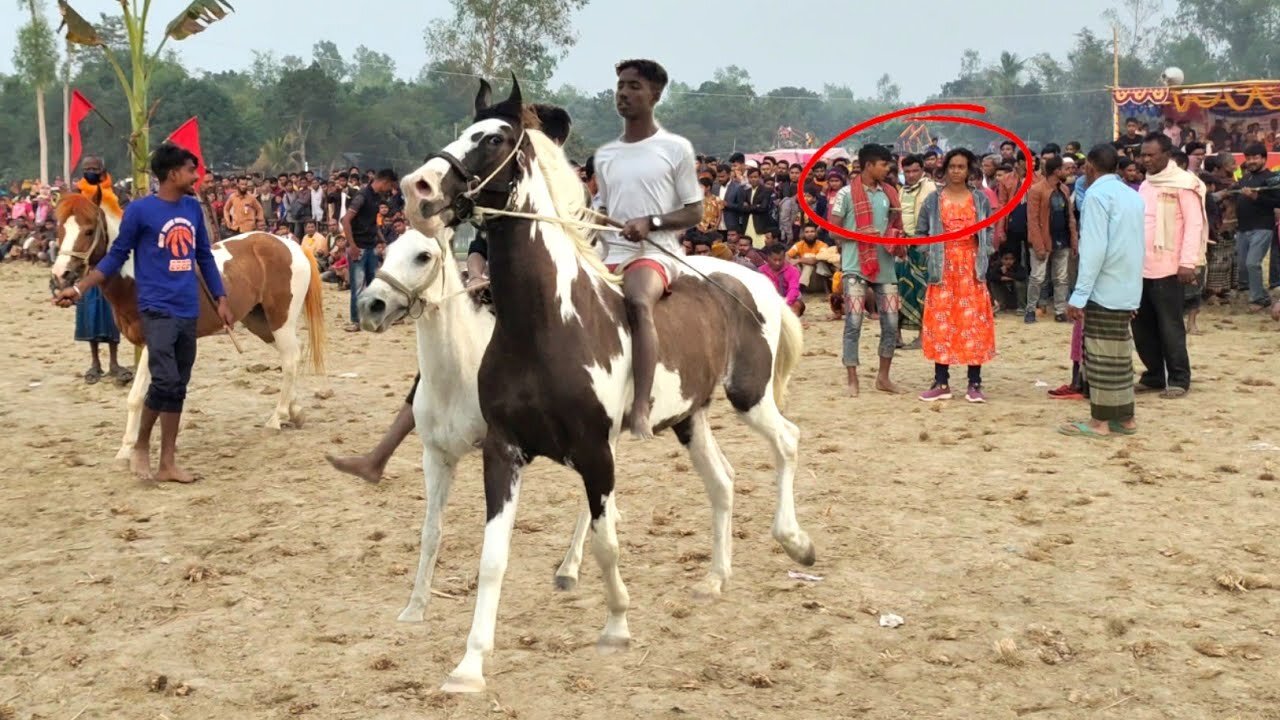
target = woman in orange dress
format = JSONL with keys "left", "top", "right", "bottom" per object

{"left": 914, "top": 148, "right": 997, "bottom": 403}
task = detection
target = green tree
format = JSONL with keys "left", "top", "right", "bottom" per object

{"left": 1172, "top": 0, "right": 1280, "bottom": 79}
{"left": 311, "top": 39, "right": 348, "bottom": 83}
{"left": 57, "top": 0, "right": 235, "bottom": 193}
{"left": 423, "top": 0, "right": 589, "bottom": 86}
{"left": 13, "top": 0, "right": 60, "bottom": 183}
{"left": 351, "top": 45, "right": 394, "bottom": 92}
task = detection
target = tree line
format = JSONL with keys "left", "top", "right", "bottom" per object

{"left": 2, "top": 0, "right": 1274, "bottom": 183}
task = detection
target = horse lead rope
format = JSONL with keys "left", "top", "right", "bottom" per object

{"left": 469, "top": 205, "right": 762, "bottom": 317}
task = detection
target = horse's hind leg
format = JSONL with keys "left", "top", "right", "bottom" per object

{"left": 574, "top": 447, "right": 631, "bottom": 652}
{"left": 265, "top": 326, "right": 301, "bottom": 429}
{"left": 739, "top": 396, "right": 815, "bottom": 566}
{"left": 115, "top": 347, "right": 149, "bottom": 464}
{"left": 553, "top": 507, "right": 590, "bottom": 591}
{"left": 674, "top": 412, "right": 734, "bottom": 597}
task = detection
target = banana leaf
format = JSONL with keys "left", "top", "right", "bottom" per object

{"left": 164, "top": 0, "right": 234, "bottom": 41}
{"left": 56, "top": 1, "right": 103, "bottom": 46}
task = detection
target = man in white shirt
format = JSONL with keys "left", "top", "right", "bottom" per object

{"left": 595, "top": 59, "right": 704, "bottom": 439}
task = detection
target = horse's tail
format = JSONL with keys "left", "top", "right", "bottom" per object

{"left": 300, "top": 244, "right": 327, "bottom": 375}
{"left": 772, "top": 302, "right": 803, "bottom": 409}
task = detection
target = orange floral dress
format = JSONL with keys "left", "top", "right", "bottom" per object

{"left": 921, "top": 192, "right": 996, "bottom": 366}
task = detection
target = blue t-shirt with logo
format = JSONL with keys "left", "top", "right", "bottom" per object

{"left": 96, "top": 194, "right": 226, "bottom": 319}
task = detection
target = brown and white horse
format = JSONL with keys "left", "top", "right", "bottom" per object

{"left": 401, "top": 79, "right": 814, "bottom": 692}
{"left": 52, "top": 193, "right": 327, "bottom": 461}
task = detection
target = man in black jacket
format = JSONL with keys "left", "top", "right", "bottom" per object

{"left": 740, "top": 166, "right": 775, "bottom": 246}
{"left": 715, "top": 163, "right": 747, "bottom": 235}
{"left": 1234, "top": 143, "right": 1280, "bottom": 310}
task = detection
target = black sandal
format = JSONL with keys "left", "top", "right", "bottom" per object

{"left": 83, "top": 367, "right": 103, "bottom": 384}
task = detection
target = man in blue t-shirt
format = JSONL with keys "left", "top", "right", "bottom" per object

{"left": 55, "top": 144, "right": 235, "bottom": 483}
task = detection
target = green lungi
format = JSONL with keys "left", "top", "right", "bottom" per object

{"left": 1084, "top": 302, "right": 1135, "bottom": 421}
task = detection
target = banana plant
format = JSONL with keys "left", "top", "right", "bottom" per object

{"left": 56, "top": 0, "right": 233, "bottom": 194}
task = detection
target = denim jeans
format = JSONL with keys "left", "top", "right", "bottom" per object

{"left": 842, "top": 279, "right": 899, "bottom": 367}
{"left": 1238, "top": 229, "right": 1275, "bottom": 306}
{"left": 1027, "top": 246, "right": 1070, "bottom": 315}
{"left": 349, "top": 246, "right": 380, "bottom": 323}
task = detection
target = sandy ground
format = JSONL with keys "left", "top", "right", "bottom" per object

{"left": 2, "top": 261, "right": 1279, "bottom": 720}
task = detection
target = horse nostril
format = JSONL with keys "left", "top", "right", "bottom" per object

{"left": 368, "top": 298, "right": 385, "bottom": 316}
{"left": 415, "top": 178, "right": 433, "bottom": 197}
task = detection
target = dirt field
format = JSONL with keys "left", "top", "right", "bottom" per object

{"left": 2, "top": 261, "right": 1278, "bottom": 720}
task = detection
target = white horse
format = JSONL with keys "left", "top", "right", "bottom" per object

{"left": 355, "top": 228, "right": 595, "bottom": 621}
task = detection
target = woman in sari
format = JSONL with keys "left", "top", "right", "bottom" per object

{"left": 914, "top": 148, "right": 997, "bottom": 403}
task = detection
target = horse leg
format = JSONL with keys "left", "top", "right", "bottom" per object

{"left": 265, "top": 330, "right": 301, "bottom": 429}
{"left": 740, "top": 396, "right": 815, "bottom": 566}
{"left": 442, "top": 436, "right": 524, "bottom": 693}
{"left": 398, "top": 447, "right": 457, "bottom": 622}
{"left": 552, "top": 507, "right": 590, "bottom": 592}
{"left": 115, "top": 347, "right": 150, "bottom": 464}
{"left": 575, "top": 448, "right": 631, "bottom": 653}
{"left": 673, "top": 413, "right": 734, "bottom": 598}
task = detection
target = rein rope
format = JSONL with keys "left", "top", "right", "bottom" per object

{"left": 374, "top": 254, "right": 491, "bottom": 320}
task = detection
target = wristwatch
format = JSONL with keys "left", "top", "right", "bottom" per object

{"left": 649, "top": 216, "right": 663, "bottom": 231}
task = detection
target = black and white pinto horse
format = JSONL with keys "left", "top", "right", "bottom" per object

{"left": 402, "top": 79, "right": 815, "bottom": 692}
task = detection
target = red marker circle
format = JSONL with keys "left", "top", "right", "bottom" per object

{"left": 798, "top": 103, "right": 1034, "bottom": 245}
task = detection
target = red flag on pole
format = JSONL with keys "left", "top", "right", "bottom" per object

{"left": 67, "top": 90, "right": 95, "bottom": 171}
{"left": 165, "top": 117, "right": 207, "bottom": 189}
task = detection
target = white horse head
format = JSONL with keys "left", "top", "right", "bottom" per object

{"left": 356, "top": 229, "right": 454, "bottom": 332}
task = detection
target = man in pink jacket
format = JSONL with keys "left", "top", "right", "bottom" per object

{"left": 759, "top": 242, "right": 804, "bottom": 316}
{"left": 1135, "top": 132, "right": 1206, "bottom": 399}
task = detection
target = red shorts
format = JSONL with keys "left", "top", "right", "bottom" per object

{"left": 623, "top": 258, "right": 671, "bottom": 292}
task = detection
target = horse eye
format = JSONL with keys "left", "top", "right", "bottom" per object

{"left": 415, "top": 252, "right": 431, "bottom": 264}
{"left": 488, "top": 135, "right": 504, "bottom": 146}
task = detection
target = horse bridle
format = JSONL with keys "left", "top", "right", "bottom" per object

{"left": 422, "top": 128, "right": 527, "bottom": 224}
{"left": 373, "top": 250, "right": 446, "bottom": 320}
{"left": 61, "top": 205, "right": 111, "bottom": 270}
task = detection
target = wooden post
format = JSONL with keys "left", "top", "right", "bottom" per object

{"left": 1112, "top": 25, "right": 1121, "bottom": 141}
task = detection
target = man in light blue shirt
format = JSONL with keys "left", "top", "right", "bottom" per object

{"left": 1061, "top": 144, "right": 1145, "bottom": 439}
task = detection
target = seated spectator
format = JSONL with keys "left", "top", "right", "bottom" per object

{"left": 758, "top": 242, "right": 804, "bottom": 316}
{"left": 986, "top": 250, "right": 1028, "bottom": 312}
{"left": 300, "top": 220, "right": 330, "bottom": 270}
{"left": 785, "top": 222, "right": 833, "bottom": 293}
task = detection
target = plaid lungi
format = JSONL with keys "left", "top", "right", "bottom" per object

{"left": 1084, "top": 303, "right": 1135, "bottom": 422}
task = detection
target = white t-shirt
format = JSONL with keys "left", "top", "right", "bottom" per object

{"left": 595, "top": 128, "right": 701, "bottom": 267}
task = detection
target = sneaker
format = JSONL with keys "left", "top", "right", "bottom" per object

{"left": 1024, "top": 310, "right": 1036, "bottom": 324}
{"left": 1054, "top": 313, "right": 1068, "bottom": 322}
{"left": 919, "top": 384, "right": 952, "bottom": 402}
{"left": 966, "top": 385, "right": 987, "bottom": 403}
{"left": 1048, "top": 384, "right": 1084, "bottom": 400}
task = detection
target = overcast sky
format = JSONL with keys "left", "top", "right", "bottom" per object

{"left": 3, "top": 0, "right": 1137, "bottom": 99}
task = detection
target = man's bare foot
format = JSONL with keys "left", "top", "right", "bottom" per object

{"left": 153, "top": 464, "right": 197, "bottom": 484}
{"left": 130, "top": 446, "right": 152, "bottom": 480}
{"left": 846, "top": 372, "right": 860, "bottom": 398}
{"left": 629, "top": 405, "right": 655, "bottom": 440}
{"left": 876, "top": 378, "right": 905, "bottom": 394}
{"left": 325, "top": 453, "right": 385, "bottom": 483}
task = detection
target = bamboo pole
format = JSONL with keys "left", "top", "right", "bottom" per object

{"left": 1112, "top": 25, "right": 1121, "bottom": 141}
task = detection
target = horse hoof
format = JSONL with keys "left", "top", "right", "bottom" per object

{"left": 396, "top": 607, "right": 425, "bottom": 623}
{"left": 114, "top": 447, "right": 132, "bottom": 463}
{"left": 264, "top": 418, "right": 283, "bottom": 431}
{"left": 595, "top": 635, "right": 631, "bottom": 655}
{"left": 440, "top": 674, "right": 486, "bottom": 694}
{"left": 787, "top": 543, "right": 817, "bottom": 567}
{"left": 691, "top": 576, "right": 724, "bottom": 601}
{"left": 553, "top": 575, "right": 577, "bottom": 592}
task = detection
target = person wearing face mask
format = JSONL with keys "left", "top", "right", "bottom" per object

{"left": 69, "top": 156, "right": 131, "bottom": 385}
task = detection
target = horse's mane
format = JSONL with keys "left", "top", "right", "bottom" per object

{"left": 526, "top": 128, "right": 622, "bottom": 285}
{"left": 56, "top": 192, "right": 97, "bottom": 224}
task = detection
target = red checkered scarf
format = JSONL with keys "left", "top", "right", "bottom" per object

{"left": 847, "top": 179, "right": 902, "bottom": 280}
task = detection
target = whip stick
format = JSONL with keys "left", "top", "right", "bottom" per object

{"left": 197, "top": 269, "right": 243, "bottom": 353}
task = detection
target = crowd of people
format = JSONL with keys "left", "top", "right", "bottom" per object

{"left": 7, "top": 100, "right": 1280, "bottom": 444}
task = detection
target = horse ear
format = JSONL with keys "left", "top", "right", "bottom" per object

{"left": 475, "top": 79, "right": 493, "bottom": 116}
{"left": 507, "top": 73, "right": 522, "bottom": 108}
